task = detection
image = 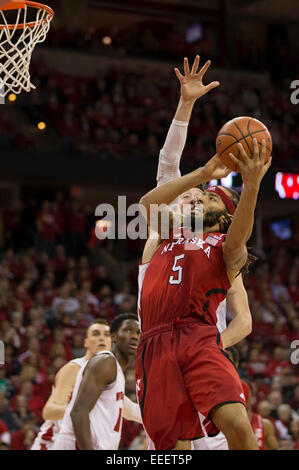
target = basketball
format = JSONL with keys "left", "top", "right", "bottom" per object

{"left": 216, "top": 116, "right": 272, "bottom": 172}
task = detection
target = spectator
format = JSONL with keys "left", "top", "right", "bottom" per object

{"left": 10, "top": 416, "right": 37, "bottom": 450}
{"left": 268, "top": 391, "right": 284, "bottom": 420}
{"left": 71, "top": 334, "right": 85, "bottom": 358}
{"left": 11, "top": 395, "right": 36, "bottom": 430}
{"left": 0, "top": 390, "right": 19, "bottom": 431}
{"left": 36, "top": 201, "right": 57, "bottom": 257}
{"left": 51, "top": 283, "right": 80, "bottom": 317}
{"left": 275, "top": 404, "right": 295, "bottom": 440}
{"left": 11, "top": 381, "right": 44, "bottom": 424}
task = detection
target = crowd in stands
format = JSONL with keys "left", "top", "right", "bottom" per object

{"left": 1, "top": 52, "right": 298, "bottom": 175}
{"left": 0, "top": 188, "right": 298, "bottom": 450}
{"left": 0, "top": 33, "right": 299, "bottom": 173}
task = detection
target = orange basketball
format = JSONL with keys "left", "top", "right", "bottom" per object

{"left": 216, "top": 116, "right": 272, "bottom": 172}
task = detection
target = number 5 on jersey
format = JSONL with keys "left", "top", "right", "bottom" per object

{"left": 169, "top": 254, "right": 185, "bottom": 285}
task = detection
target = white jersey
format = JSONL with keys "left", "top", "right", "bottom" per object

{"left": 31, "top": 357, "right": 86, "bottom": 450}
{"left": 53, "top": 351, "right": 125, "bottom": 450}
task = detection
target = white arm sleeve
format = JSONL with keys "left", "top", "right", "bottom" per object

{"left": 123, "top": 396, "right": 143, "bottom": 424}
{"left": 156, "top": 119, "right": 188, "bottom": 187}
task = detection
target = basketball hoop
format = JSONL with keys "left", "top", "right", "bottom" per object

{"left": 0, "top": 1, "right": 54, "bottom": 97}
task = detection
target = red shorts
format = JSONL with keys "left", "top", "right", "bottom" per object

{"left": 136, "top": 317, "right": 246, "bottom": 450}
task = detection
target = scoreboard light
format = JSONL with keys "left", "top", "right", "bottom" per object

{"left": 275, "top": 172, "right": 299, "bottom": 200}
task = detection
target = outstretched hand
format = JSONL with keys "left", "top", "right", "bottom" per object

{"left": 175, "top": 55, "right": 220, "bottom": 103}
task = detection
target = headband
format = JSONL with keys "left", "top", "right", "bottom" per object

{"left": 205, "top": 186, "right": 236, "bottom": 215}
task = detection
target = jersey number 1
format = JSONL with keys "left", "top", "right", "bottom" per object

{"left": 169, "top": 254, "right": 185, "bottom": 285}
{"left": 114, "top": 408, "right": 122, "bottom": 432}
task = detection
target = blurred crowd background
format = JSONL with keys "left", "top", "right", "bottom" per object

{"left": 0, "top": 0, "right": 298, "bottom": 451}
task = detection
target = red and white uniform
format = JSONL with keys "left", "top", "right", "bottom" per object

{"left": 139, "top": 227, "right": 230, "bottom": 332}
{"left": 136, "top": 228, "right": 246, "bottom": 450}
{"left": 138, "top": 262, "right": 229, "bottom": 451}
{"left": 52, "top": 351, "right": 125, "bottom": 450}
{"left": 31, "top": 357, "right": 86, "bottom": 450}
{"left": 251, "top": 412, "right": 265, "bottom": 450}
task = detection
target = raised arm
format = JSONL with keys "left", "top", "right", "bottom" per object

{"left": 157, "top": 56, "right": 219, "bottom": 187}
{"left": 140, "top": 154, "right": 230, "bottom": 232}
{"left": 42, "top": 362, "right": 80, "bottom": 421}
{"left": 221, "top": 275, "right": 252, "bottom": 349}
{"left": 70, "top": 355, "right": 116, "bottom": 450}
{"left": 223, "top": 139, "right": 272, "bottom": 276}
{"left": 142, "top": 56, "right": 220, "bottom": 263}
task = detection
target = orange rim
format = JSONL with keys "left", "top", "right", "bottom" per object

{"left": 0, "top": 1, "right": 54, "bottom": 30}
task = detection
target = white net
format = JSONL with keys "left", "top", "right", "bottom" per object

{"left": 0, "top": 3, "right": 53, "bottom": 97}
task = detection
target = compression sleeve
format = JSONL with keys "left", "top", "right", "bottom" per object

{"left": 156, "top": 119, "right": 188, "bottom": 187}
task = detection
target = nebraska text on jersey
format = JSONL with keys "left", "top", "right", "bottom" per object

{"left": 161, "top": 236, "right": 211, "bottom": 258}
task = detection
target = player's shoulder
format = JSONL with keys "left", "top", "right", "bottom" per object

{"left": 86, "top": 352, "right": 118, "bottom": 384}
{"left": 56, "top": 359, "right": 81, "bottom": 378}
{"left": 89, "top": 352, "right": 117, "bottom": 372}
{"left": 54, "top": 360, "right": 81, "bottom": 387}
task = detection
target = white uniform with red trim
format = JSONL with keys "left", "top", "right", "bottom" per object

{"left": 52, "top": 350, "right": 125, "bottom": 450}
{"left": 31, "top": 357, "right": 86, "bottom": 450}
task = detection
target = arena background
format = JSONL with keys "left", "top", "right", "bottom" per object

{"left": 0, "top": 0, "right": 298, "bottom": 450}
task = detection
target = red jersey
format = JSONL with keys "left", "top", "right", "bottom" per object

{"left": 251, "top": 412, "right": 265, "bottom": 450}
{"left": 139, "top": 228, "right": 231, "bottom": 332}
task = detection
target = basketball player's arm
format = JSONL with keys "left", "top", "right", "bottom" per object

{"left": 223, "top": 139, "right": 271, "bottom": 280}
{"left": 71, "top": 355, "right": 117, "bottom": 450}
{"left": 42, "top": 362, "right": 80, "bottom": 421}
{"left": 142, "top": 57, "right": 220, "bottom": 263}
{"left": 157, "top": 55, "right": 220, "bottom": 187}
{"left": 123, "top": 396, "right": 143, "bottom": 424}
{"left": 140, "top": 154, "right": 228, "bottom": 234}
{"left": 263, "top": 419, "right": 279, "bottom": 450}
{"left": 221, "top": 275, "right": 252, "bottom": 349}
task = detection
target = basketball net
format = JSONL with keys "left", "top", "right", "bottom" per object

{"left": 0, "top": 1, "right": 54, "bottom": 97}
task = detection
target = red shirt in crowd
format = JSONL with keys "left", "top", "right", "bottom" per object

{"left": 36, "top": 211, "right": 56, "bottom": 240}
{"left": 10, "top": 429, "right": 37, "bottom": 450}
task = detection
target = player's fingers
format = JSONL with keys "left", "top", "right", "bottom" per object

{"left": 191, "top": 55, "right": 200, "bottom": 75}
{"left": 174, "top": 67, "right": 184, "bottom": 82}
{"left": 237, "top": 142, "right": 250, "bottom": 161}
{"left": 229, "top": 152, "right": 245, "bottom": 171}
{"left": 204, "top": 81, "right": 220, "bottom": 93}
{"left": 259, "top": 139, "right": 266, "bottom": 162}
{"left": 183, "top": 57, "right": 191, "bottom": 77}
{"left": 197, "top": 60, "right": 211, "bottom": 78}
{"left": 252, "top": 137, "right": 259, "bottom": 159}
